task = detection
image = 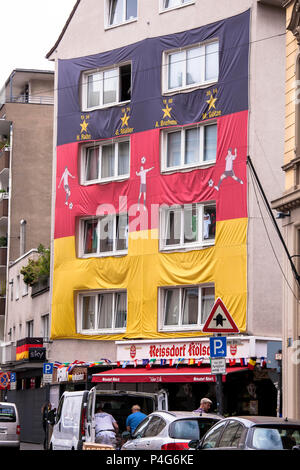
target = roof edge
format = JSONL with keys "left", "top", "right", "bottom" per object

{"left": 46, "top": 0, "right": 81, "bottom": 60}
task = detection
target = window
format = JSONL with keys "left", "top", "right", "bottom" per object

{"left": 201, "top": 422, "right": 227, "bottom": 449}
{"left": 162, "top": 0, "right": 194, "bottom": 10}
{"left": 163, "top": 41, "right": 219, "bottom": 93}
{"left": 81, "top": 139, "right": 130, "bottom": 184}
{"left": 161, "top": 123, "right": 217, "bottom": 171}
{"left": 80, "top": 213, "right": 128, "bottom": 257}
{"left": 15, "top": 275, "right": 20, "bottom": 300}
{"left": 107, "top": 0, "right": 137, "bottom": 27}
{"left": 143, "top": 416, "right": 167, "bottom": 437}
{"left": 26, "top": 320, "right": 34, "bottom": 337}
{"left": 159, "top": 284, "right": 215, "bottom": 330}
{"left": 170, "top": 418, "right": 218, "bottom": 440}
{"left": 41, "top": 314, "right": 49, "bottom": 342}
{"left": 160, "top": 203, "right": 216, "bottom": 250}
{"left": 82, "top": 63, "right": 131, "bottom": 110}
{"left": 218, "top": 421, "right": 244, "bottom": 448}
{"left": 78, "top": 290, "right": 127, "bottom": 333}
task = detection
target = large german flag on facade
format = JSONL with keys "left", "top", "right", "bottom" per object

{"left": 52, "top": 10, "right": 250, "bottom": 341}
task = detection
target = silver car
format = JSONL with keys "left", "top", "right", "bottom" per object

{"left": 121, "top": 410, "right": 222, "bottom": 450}
{"left": 0, "top": 402, "right": 20, "bottom": 449}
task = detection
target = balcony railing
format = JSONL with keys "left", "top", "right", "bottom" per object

{"left": 0, "top": 246, "right": 7, "bottom": 266}
{"left": 31, "top": 276, "right": 50, "bottom": 297}
{"left": 0, "top": 296, "right": 5, "bottom": 315}
{"left": 0, "top": 148, "right": 9, "bottom": 173}
{"left": 0, "top": 198, "right": 8, "bottom": 218}
{"left": 7, "top": 94, "right": 54, "bottom": 105}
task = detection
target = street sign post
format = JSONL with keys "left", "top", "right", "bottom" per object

{"left": 43, "top": 363, "right": 54, "bottom": 384}
{"left": 210, "top": 336, "right": 227, "bottom": 358}
{"left": 202, "top": 298, "right": 239, "bottom": 333}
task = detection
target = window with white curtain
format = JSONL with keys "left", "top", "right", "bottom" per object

{"left": 163, "top": 41, "right": 219, "bottom": 93}
{"left": 80, "top": 213, "right": 128, "bottom": 257}
{"left": 159, "top": 285, "right": 215, "bottom": 330}
{"left": 160, "top": 203, "right": 216, "bottom": 250}
{"left": 81, "top": 139, "right": 130, "bottom": 184}
{"left": 161, "top": 123, "right": 217, "bottom": 171}
{"left": 79, "top": 290, "right": 127, "bottom": 333}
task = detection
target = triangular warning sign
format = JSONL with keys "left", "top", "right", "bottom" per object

{"left": 202, "top": 298, "right": 239, "bottom": 333}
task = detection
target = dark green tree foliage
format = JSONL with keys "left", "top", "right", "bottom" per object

{"left": 20, "top": 244, "right": 50, "bottom": 286}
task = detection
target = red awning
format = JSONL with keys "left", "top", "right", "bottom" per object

{"left": 92, "top": 366, "right": 247, "bottom": 384}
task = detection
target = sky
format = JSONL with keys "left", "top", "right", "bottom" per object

{"left": 0, "top": 0, "right": 76, "bottom": 86}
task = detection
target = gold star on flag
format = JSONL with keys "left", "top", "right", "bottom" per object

{"left": 206, "top": 93, "right": 217, "bottom": 111}
{"left": 121, "top": 113, "right": 130, "bottom": 127}
{"left": 80, "top": 120, "right": 88, "bottom": 133}
{"left": 162, "top": 103, "right": 172, "bottom": 118}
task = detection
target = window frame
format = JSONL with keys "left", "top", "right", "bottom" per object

{"left": 160, "top": 0, "right": 195, "bottom": 13}
{"left": 81, "top": 62, "right": 131, "bottom": 111}
{"left": 105, "top": 0, "right": 138, "bottom": 30}
{"left": 161, "top": 122, "right": 217, "bottom": 172}
{"left": 158, "top": 283, "right": 215, "bottom": 332}
{"left": 77, "top": 289, "right": 127, "bottom": 334}
{"left": 80, "top": 137, "right": 130, "bottom": 185}
{"left": 159, "top": 202, "right": 216, "bottom": 251}
{"left": 162, "top": 40, "right": 219, "bottom": 95}
{"left": 79, "top": 213, "right": 128, "bottom": 258}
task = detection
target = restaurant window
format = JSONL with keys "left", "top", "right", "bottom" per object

{"left": 78, "top": 290, "right": 127, "bottom": 333}
{"left": 159, "top": 284, "right": 215, "bottom": 331}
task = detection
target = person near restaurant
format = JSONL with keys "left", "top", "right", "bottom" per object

{"left": 95, "top": 403, "right": 119, "bottom": 448}
{"left": 194, "top": 397, "right": 212, "bottom": 414}
{"left": 126, "top": 405, "right": 147, "bottom": 435}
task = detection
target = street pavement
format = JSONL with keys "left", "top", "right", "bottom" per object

{"left": 20, "top": 441, "right": 44, "bottom": 450}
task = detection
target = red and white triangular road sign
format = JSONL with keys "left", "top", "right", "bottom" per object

{"left": 202, "top": 298, "right": 239, "bottom": 333}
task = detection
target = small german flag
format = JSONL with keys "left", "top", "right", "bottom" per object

{"left": 248, "top": 357, "right": 257, "bottom": 370}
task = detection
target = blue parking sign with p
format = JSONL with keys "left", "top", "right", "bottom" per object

{"left": 43, "top": 363, "right": 53, "bottom": 375}
{"left": 210, "top": 337, "right": 227, "bottom": 358}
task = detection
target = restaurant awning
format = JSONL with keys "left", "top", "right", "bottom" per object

{"left": 92, "top": 366, "right": 247, "bottom": 384}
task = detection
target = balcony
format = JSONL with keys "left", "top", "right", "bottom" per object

{"left": 31, "top": 276, "right": 49, "bottom": 297}
{"left": 0, "top": 148, "right": 10, "bottom": 174}
{"left": 0, "top": 246, "right": 7, "bottom": 266}
{"left": 8, "top": 94, "right": 54, "bottom": 105}
{"left": 0, "top": 197, "right": 8, "bottom": 218}
{"left": 0, "top": 296, "right": 5, "bottom": 315}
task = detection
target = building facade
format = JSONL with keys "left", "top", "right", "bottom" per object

{"left": 47, "top": 0, "right": 285, "bottom": 415}
{"left": 271, "top": 0, "right": 300, "bottom": 420}
{"left": 0, "top": 70, "right": 54, "bottom": 442}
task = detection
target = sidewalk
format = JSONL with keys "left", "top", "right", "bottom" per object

{"left": 20, "top": 442, "right": 44, "bottom": 450}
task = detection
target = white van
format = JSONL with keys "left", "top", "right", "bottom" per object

{"left": 0, "top": 402, "right": 20, "bottom": 449}
{"left": 50, "top": 387, "right": 168, "bottom": 450}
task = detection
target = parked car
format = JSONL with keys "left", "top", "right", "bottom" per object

{"left": 0, "top": 402, "right": 20, "bottom": 449}
{"left": 189, "top": 416, "right": 300, "bottom": 451}
{"left": 50, "top": 387, "right": 168, "bottom": 450}
{"left": 121, "top": 410, "right": 222, "bottom": 450}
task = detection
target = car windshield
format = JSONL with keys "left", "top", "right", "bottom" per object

{"left": 169, "top": 418, "right": 218, "bottom": 440}
{"left": 0, "top": 405, "right": 16, "bottom": 422}
{"left": 251, "top": 426, "right": 300, "bottom": 450}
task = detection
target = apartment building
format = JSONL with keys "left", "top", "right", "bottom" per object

{"left": 271, "top": 0, "right": 300, "bottom": 420}
{"left": 46, "top": 0, "right": 285, "bottom": 415}
{"left": 0, "top": 69, "right": 54, "bottom": 442}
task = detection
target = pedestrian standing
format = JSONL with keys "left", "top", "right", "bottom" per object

{"left": 194, "top": 398, "right": 212, "bottom": 414}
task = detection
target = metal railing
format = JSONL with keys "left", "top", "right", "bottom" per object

{"left": 6, "top": 94, "right": 54, "bottom": 105}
